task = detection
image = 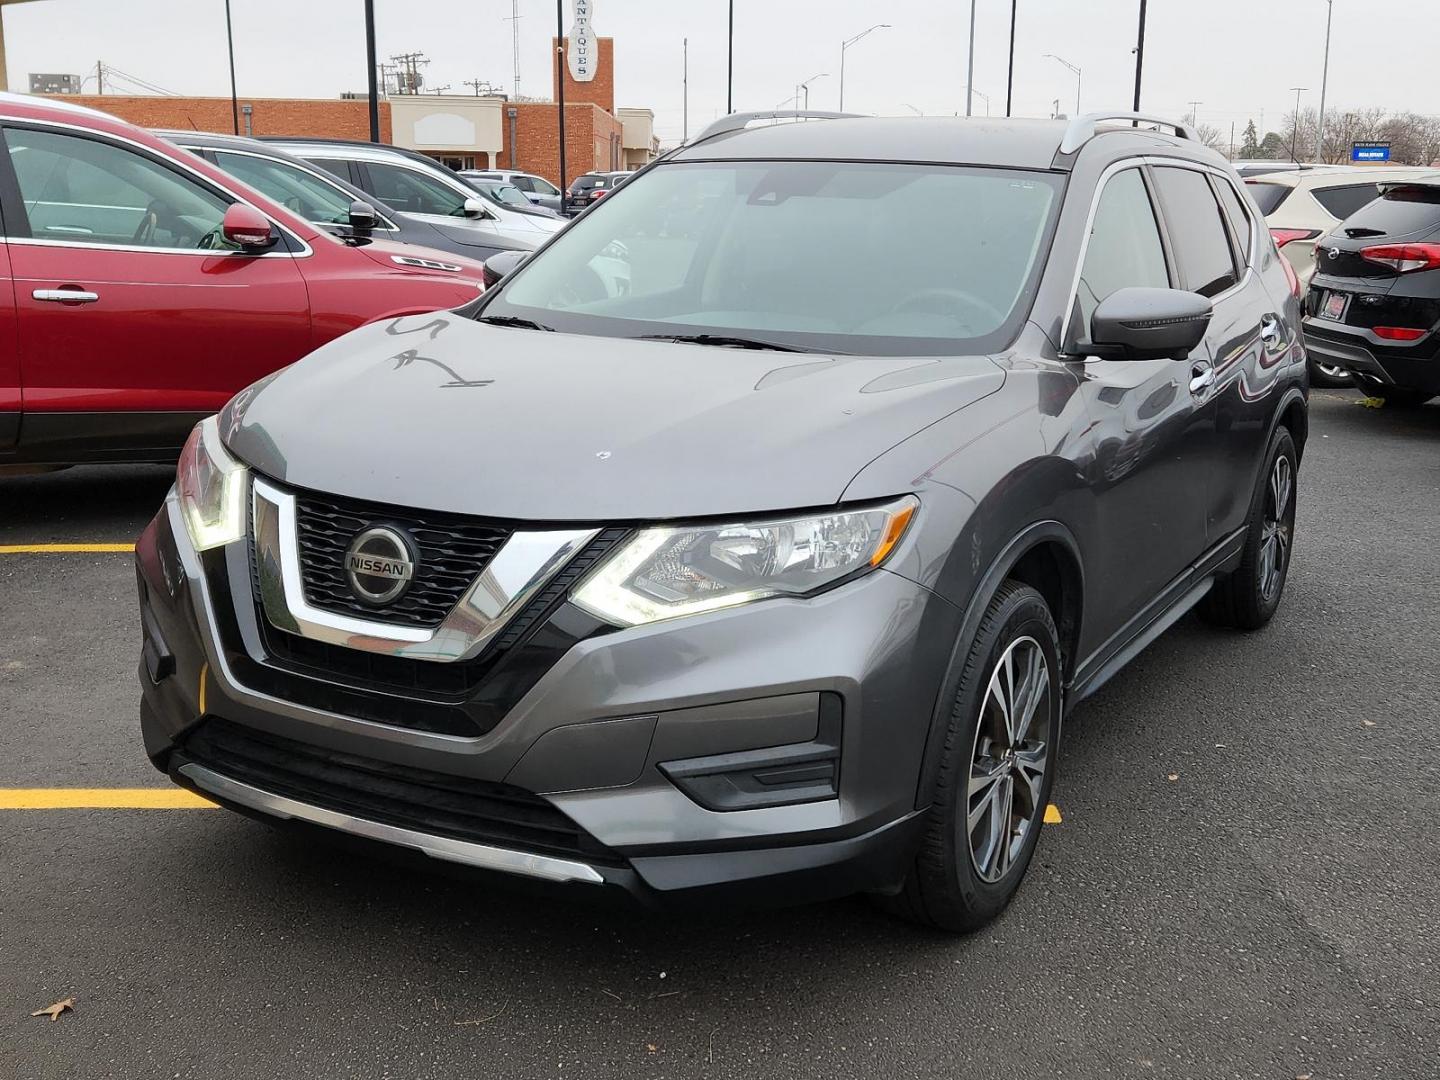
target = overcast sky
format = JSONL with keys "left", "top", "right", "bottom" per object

{"left": 6, "top": 0, "right": 1437, "bottom": 146}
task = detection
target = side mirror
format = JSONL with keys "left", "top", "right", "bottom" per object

{"left": 462, "top": 197, "right": 491, "bottom": 219}
{"left": 481, "top": 249, "right": 528, "bottom": 289}
{"left": 221, "top": 203, "right": 277, "bottom": 251}
{"left": 347, "top": 199, "right": 378, "bottom": 234}
{"left": 1088, "top": 287, "right": 1212, "bottom": 361}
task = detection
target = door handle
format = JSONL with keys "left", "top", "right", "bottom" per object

{"left": 33, "top": 288, "right": 100, "bottom": 304}
{"left": 1189, "top": 364, "right": 1216, "bottom": 395}
{"left": 1260, "top": 314, "right": 1283, "bottom": 346}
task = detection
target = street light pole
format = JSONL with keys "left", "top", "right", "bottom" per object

{"left": 965, "top": 0, "right": 977, "bottom": 116}
{"left": 967, "top": 87, "right": 991, "bottom": 117}
{"left": 1044, "top": 53, "right": 1081, "bottom": 116}
{"left": 1315, "top": 0, "right": 1333, "bottom": 161}
{"left": 726, "top": 0, "right": 734, "bottom": 114}
{"left": 363, "top": 0, "right": 379, "bottom": 141}
{"left": 1005, "top": 0, "right": 1017, "bottom": 117}
{"left": 224, "top": 0, "right": 239, "bottom": 135}
{"left": 1288, "top": 86, "right": 1308, "bottom": 165}
{"left": 556, "top": 0, "right": 567, "bottom": 194}
{"left": 838, "top": 23, "right": 889, "bottom": 112}
{"left": 682, "top": 37, "right": 688, "bottom": 141}
{"left": 1132, "top": 0, "right": 1147, "bottom": 111}
{"left": 797, "top": 72, "right": 828, "bottom": 112}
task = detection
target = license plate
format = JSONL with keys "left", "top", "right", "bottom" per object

{"left": 1321, "top": 290, "right": 1350, "bottom": 321}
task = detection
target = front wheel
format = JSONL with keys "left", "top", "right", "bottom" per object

{"left": 1198, "top": 427, "right": 1297, "bottom": 630}
{"left": 881, "top": 581, "right": 1062, "bottom": 932}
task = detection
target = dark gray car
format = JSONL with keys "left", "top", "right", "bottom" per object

{"left": 163, "top": 131, "right": 535, "bottom": 264}
{"left": 136, "top": 111, "right": 1308, "bottom": 930}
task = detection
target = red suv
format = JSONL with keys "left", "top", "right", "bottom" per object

{"left": 0, "top": 94, "right": 487, "bottom": 468}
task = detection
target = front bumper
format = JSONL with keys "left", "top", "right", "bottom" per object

{"left": 136, "top": 493, "right": 957, "bottom": 907}
{"left": 1302, "top": 318, "right": 1440, "bottom": 394}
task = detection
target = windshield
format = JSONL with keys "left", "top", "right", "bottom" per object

{"left": 211, "top": 150, "right": 356, "bottom": 225}
{"left": 487, "top": 183, "right": 532, "bottom": 208}
{"left": 482, "top": 160, "right": 1063, "bottom": 356}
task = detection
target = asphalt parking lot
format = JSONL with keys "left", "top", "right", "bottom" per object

{"left": 2, "top": 391, "right": 1437, "bottom": 1080}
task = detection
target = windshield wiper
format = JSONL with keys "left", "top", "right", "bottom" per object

{"left": 476, "top": 315, "right": 555, "bottom": 331}
{"left": 637, "top": 333, "right": 811, "bottom": 353}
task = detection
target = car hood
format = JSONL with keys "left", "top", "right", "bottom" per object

{"left": 223, "top": 314, "right": 1005, "bottom": 521}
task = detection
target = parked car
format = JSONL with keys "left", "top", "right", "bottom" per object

{"left": 1303, "top": 173, "right": 1440, "bottom": 407}
{"left": 137, "top": 110, "right": 1306, "bottom": 931}
{"left": 1231, "top": 160, "right": 1341, "bottom": 179}
{"left": 262, "top": 138, "right": 563, "bottom": 244}
{"left": 1248, "top": 165, "right": 1436, "bottom": 386}
{"left": 460, "top": 169, "right": 564, "bottom": 214}
{"left": 0, "top": 93, "right": 486, "bottom": 468}
{"left": 460, "top": 175, "right": 563, "bottom": 219}
{"left": 162, "top": 131, "right": 535, "bottom": 264}
{"left": 563, "top": 170, "right": 632, "bottom": 216}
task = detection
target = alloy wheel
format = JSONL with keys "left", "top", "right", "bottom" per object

{"left": 967, "top": 635, "right": 1052, "bottom": 884}
{"left": 1259, "top": 454, "right": 1294, "bottom": 602}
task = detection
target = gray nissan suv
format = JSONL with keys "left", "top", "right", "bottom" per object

{"left": 136, "top": 111, "right": 1308, "bottom": 931}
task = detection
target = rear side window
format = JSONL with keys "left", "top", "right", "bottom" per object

{"left": 1074, "top": 168, "right": 1170, "bottom": 333}
{"left": 1312, "top": 182, "right": 1382, "bottom": 221}
{"left": 1212, "top": 178, "right": 1253, "bottom": 261}
{"left": 363, "top": 161, "right": 469, "bottom": 217}
{"left": 1246, "top": 181, "right": 1291, "bottom": 216}
{"left": 1154, "top": 167, "right": 1239, "bottom": 297}
{"left": 1342, "top": 184, "right": 1440, "bottom": 236}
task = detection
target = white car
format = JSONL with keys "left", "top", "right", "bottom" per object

{"left": 265, "top": 139, "right": 563, "bottom": 248}
{"left": 1246, "top": 165, "right": 1438, "bottom": 385}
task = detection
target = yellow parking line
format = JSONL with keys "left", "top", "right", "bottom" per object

{"left": 0, "top": 543, "right": 135, "bottom": 554}
{"left": 0, "top": 789, "right": 216, "bottom": 809}
{"left": 1044, "top": 804, "right": 1063, "bottom": 824}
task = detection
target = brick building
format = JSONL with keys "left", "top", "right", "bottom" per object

{"left": 40, "top": 35, "right": 656, "bottom": 189}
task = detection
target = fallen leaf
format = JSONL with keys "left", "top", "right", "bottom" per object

{"left": 1166, "top": 773, "right": 1179, "bottom": 782}
{"left": 646, "top": 1043, "right": 658, "bottom": 1053}
{"left": 1362, "top": 720, "right": 1376, "bottom": 728}
{"left": 1357, "top": 396, "right": 1384, "bottom": 409}
{"left": 31, "top": 998, "right": 74, "bottom": 1022}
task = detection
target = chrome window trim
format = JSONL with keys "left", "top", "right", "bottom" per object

{"left": 1060, "top": 155, "right": 1258, "bottom": 350}
{"left": 251, "top": 477, "right": 599, "bottom": 662}
{"left": 178, "top": 763, "right": 605, "bottom": 885}
{"left": 183, "top": 143, "right": 402, "bottom": 233}
{"left": 0, "top": 116, "right": 314, "bottom": 257}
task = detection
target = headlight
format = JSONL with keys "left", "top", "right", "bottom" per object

{"left": 573, "top": 497, "right": 918, "bottom": 627}
{"left": 176, "top": 416, "right": 248, "bottom": 551}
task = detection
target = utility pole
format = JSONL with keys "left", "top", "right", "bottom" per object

{"left": 224, "top": 0, "right": 239, "bottom": 135}
{"left": 389, "top": 52, "right": 430, "bottom": 95}
{"left": 1315, "top": 0, "right": 1333, "bottom": 161}
{"left": 556, "top": 0, "right": 567, "bottom": 194}
{"left": 1229, "top": 120, "right": 1235, "bottom": 161}
{"left": 965, "top": 0, "right": 977, "bottom": 116}
{"left": 1288, "top": 86, "right": 1308, "bottom": 164}
{"left": 726, "top": 0, "right": 734, "bottom": 114}
{"left": 507, "top": 0, "right": 522, "bottom": 101}
{"left": 1132, "top": 0, "right": 1147, "bottom": 112}
{"left": 1186, "top": 100, "right": 1202, "bottom": 126}
{"left": 682, "top": 37, "right": 688, "bottom": 141}
{"left": 1005, "top": 0, "right": 1017, "bottom": 117}
{"left": 95, "top": 60, "right": 103, "bottom": 95}
{"left": 364, "top": 0, "right": 379, "bottom": 141}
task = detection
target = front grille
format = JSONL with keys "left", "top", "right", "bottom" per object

{"left": 293, "top": 488, "right": 511, "bottom": 628}
{"left": 181, "top": 718, "right": 624, "bottom": 866}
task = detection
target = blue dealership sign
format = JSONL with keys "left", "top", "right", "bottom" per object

{"left": 1352, "top": 141, "right": 1391, "bottom": 162}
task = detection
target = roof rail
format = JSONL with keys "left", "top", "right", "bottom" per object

{"left": 1058, "top": 111, "right": 1198, "bottom": 155}
{"left": 689, "top": 109, "right": 862, "bottom": 146}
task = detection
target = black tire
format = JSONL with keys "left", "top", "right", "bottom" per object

{"left": 882, "top": 580, "right": 1062, "bottom": 932}
{"left": 1198, "top": 427, "right": 1297, "bottom": 630}
{"left": 1307, "top": 356, "right": 1354, "bottom": 390}
{"left": 1354, "top": 375, "right": 1434, "bottom": 408}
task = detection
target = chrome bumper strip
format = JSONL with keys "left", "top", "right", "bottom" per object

{"left": 178, "top": 763, "right": 606, "bottom": 885}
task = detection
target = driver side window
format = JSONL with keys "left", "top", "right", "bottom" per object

{"left": 1074, "top": 167, "right": 1170, "bottom": 339}
{"left": 4, "top": 127, "right": 230, "bottom": 249}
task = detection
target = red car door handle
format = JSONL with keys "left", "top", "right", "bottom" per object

{"left": 33, "top": 288, "right": 100, "bottom": 304}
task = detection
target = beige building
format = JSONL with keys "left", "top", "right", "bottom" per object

{"left": 617, "top": 107, "right": 659, "bottom": 171}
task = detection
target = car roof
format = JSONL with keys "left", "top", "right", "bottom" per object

{"left": 1247, "top": 165, "right": 1439, "bottom": 191}
{"left": 667, "top": 114, "right": 1204, "bottom": 171}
